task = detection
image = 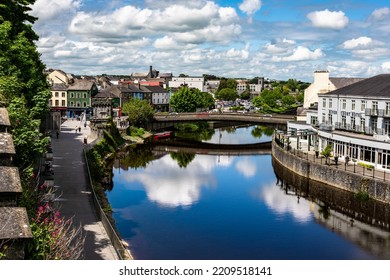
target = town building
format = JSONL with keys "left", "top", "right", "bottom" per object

{"left": 288, "top": 73, "right": 390, "bottom": 171}
{"left": 67, "top": 79, "right": 98, "bottom": 119}
{"left": 145, "top": 86, "right": 171, "bottom": 112}
{"left": 169, "top": 76, "right": 205, "bottom": 92}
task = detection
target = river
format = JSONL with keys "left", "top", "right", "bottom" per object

{"left": 106, "top": 124, "right": 390, "bottom": 259}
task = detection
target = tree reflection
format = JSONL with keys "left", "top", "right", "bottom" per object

{"left": 170, "top": 152, "right": 196, "bottom": 168}
{"left": 251, "top": 125, "right": 274, "bottom": 138}
{"left": 174, "top": 122, "right": 214, "bottom": 141}
{"left": 120, "top": 145, "right": 156, "bottom": 169}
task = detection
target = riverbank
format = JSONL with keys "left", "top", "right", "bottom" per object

{"left": 272, "top": 136, "right": 390, "bottom": 204}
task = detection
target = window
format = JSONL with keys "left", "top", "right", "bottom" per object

{"left": 361, "top": 100, "right": 366, "bottom": 112}
{"left": 351, "top": 116, "right": 355, "bottom": 130}
{"left": 83, "top": 102, "right": 87, "bottom": 107}
{"left": 55, "top": 100, "right": 59, "bottom": 106}
{"left": 61, "top": 100, "right": 65, "bottom": 106}
{"left": 310, "top": 116, "right": 318, "bottom": 125}
{"left": 84, "top": 93, "right": 87, "bottom": 99}
{"left": 341, "top": 115, "right": 346, "bottom": 128}
{"left": 322, "top": 98, "right": 326, "bottom": 108}
{"left": 62, "top": 92, "right": 66, "bottom": 98}
{"left": 328, "top": 113, "right": 333, "bottom": 124}
{"left": 55, "top": 92, "right": 59, "bottom": 97}
{"left": 49, "top": 100, "right": 52, "bottom": 106}
{"left": 372, "top": 101, "right": 378, "bottom": 114}
{"left": 386, "top": 102, "right": 390, "bottom": 115}
{"left": 351, "top": 100, "right": 355, "bottom": 110}
{"left": 360, "top": 118, "right": 365, "bottom": 131}
{"left": 322, "top": 113, "right": 326, "bottom": 123}
{"left": 342, "top": 99, "right": 346, "bottom": 110}
{"left": 70, "top": 102, "right": 74, "bottom": 107}
{"left": 329, "top": 99, "right": 332, "bottom": 108}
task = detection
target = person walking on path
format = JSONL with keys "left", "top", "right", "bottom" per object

{"left": 56, "top": 131, "right": 59, "bottom": 139}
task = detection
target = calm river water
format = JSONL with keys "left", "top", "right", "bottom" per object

{"left": 107, "top": 125, "right": 390, "bottom": 259}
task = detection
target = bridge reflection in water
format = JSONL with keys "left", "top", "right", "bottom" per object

{"left": 272, "top": 157, "right": 390, "bottom": 259}
{"left": 150, "top": 138, "right": 272, "bottom": 156}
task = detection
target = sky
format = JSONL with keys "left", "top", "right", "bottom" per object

{"left": 29, "top": 0, "right": 390, "bottom": 81}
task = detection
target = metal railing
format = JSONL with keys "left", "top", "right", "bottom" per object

{"left": 274, "top": 137, "right": 390, "bottom": 182}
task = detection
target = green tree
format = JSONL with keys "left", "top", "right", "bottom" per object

{"left": 170, "top": 152, "right": 196, "bottom": 168}
{"left": 122, "top": 98, "right": 154, "bottom": 127}
{"left": 281, "top": 95, "right": 296, "bottom": 107}
{"left": 215, "top": 88, "right": 238, "bottom": 101}
{"left": 170, "top": 87, "right": 214, "bottom": 112}
{"left": 321, "top": 144, "right": 333, "bottom": 165}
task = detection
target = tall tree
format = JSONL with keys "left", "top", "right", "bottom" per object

{"left": 122, "top": 98, "right": 154, "bottom": 127}
{"left": 170, "top": 87, "right": 214, "bottom": 112}
{"left": 0, "top": 0, "right": 51, "bottom": 167}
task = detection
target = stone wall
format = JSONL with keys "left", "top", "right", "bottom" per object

{"left": 272, "top": 140, "right": 390, "bottom": 204}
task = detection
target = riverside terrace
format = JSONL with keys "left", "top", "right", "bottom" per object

{"left": 148, "top": 112, "right": 294, "bottom": 130}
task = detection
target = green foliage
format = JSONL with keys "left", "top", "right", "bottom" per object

{"left": 170, "top": 152, "right": 196, "bottom": 168}
{"left": 357, "top": 162, "right": 374, "bottom": 169}
{"left": 170, "top": 87, "right": 214, "bottom": 112}
{"left": 281, "top": 95, "right": 296, "bottom": 106}
{"left": 355, "top": 191, "right": 370, "bottom": 201}
{"left": 215, "top": 88, "right": 238, "bottom": 101}
{"left": 7, "top": 97, "right": 49, "bottom": 167}
{"left": 130, "top": 127, "right": 145, "bottom": 137}
{"left": 122, "top": 98, "right": 154, "bottom": 127}
{"left": 251, "top": 126, "right": 274, "bottom": 138}
{"left": 321, "top": 144, "right": 332, "bottom": 164}
{"left": 217, "top": 78, "right": 237, "bottom": 92}
{"left": 174, "top": 122, "right": 214, "bottom": 141}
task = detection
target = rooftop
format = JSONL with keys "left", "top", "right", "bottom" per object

{"left": 68, "top": 79, "right": 95, "bottom": 91}
{"left": 322, "top": 74, "right": 390, "bottom": 98}
{"left": 329, "top": 77, "right": 365, "bottom": 89}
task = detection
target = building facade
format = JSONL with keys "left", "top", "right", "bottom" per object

{"left": 67, "top": 80, "right": 98, "bottom": 118}
{"left": 169, "top": 77, "right": 205, "bottom": 92}
{"left": 288, "top": 74, "right": 390, "bottom": 170}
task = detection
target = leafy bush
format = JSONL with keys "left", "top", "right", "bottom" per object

{"left": 358, "top": 162, "right": 374, "bottom": 169}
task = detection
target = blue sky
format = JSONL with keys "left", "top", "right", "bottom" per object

{"left": 29, "top": 0, "right": 390, "bottom": 81}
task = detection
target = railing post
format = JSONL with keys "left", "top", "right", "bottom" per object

{"left": 373, "top": 168, "right": 375, "bottom": 178}
{"left": 384, "top": 170, "right": 386, "bottom": 181}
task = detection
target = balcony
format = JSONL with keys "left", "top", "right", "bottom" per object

{"left": 365, "top": 108, "right": 379, "bottom": 116}
{"left": 379, "top": 109, "right": 390, "bottom": 118}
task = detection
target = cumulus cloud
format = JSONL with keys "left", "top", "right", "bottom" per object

{"left": 239, "top": 0, "right": 262, "bottom": 22}
{"left": 235, "top": 158, "right": 256, "bottom": 178}
{"left": 264, "top": 38, "right": 296, "bottom": 54}
{"left": 370, "top": 7, "right": 390, "bottom": 21}
{"left": 69, "top": 2, "right": 240, "bottom": 44}
{"left": 341, "top": 36, "right": 373, "bottom": 49}
{"left": 307, "top": 9, "right": 349, "bottom": 29}
{"left": 382, "top": 62, "right": 390, "bottom": 71}
{"left": 30, "top": 0, "right": 80, "bottom": 21}
{"left": 272, "top": 46, "right": 324, "bottom": 62}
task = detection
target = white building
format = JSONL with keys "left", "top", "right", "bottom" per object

{"left": 288, "top": 73, "right": 390, "bottom": 170}
{"left": 168, "top": 77, "right": 205, "bottom": 92}
{"left": 303, "top": 70, "right": 364, "bottom": 108}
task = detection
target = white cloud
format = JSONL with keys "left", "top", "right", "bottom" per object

{"left": 381, "top": 62, "right": 390, "bottom": 71}
{"left": 261, "top": 183, "right": 313, "bottom": 223}
{"left": 30, "top": 0, "right": 80, "bottom": 21}
{"left": 370, "top": 7, "right": 390, "bottom": 21}
{"left": 235, "top": 158, "right": 256, "bottom": 178}
{"left": 264, "top": 38, "right": 296, "bottom": 54}
{"left": 272, "top": 46, "right": 324, "bottom": 62}
{"left": 239, "top": 0, "right": 262, "bottom": 16}
{"left": 342, "top": 36, "right": 373, "bottom": 49}
{"left": 307, "top": 9, "right": 349, "bottom": 29}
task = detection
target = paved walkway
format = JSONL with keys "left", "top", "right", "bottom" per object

{"left": 50, "top": 119, "right": 118, "bottom": 260}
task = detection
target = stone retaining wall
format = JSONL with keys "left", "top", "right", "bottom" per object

{"left": 272, "top": 140, "right": 390, "bottom": 204}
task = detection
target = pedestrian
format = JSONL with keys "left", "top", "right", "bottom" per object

{"left": 345, "top": 155, "right": 350, "bottom": 166}
{"left": 56, "top": 131, "right": 59, "bottom": 139}
{"left": 78, "top": 127, "right": 81, "bottom": 133}
{"left": 75, "top": 126, "right": 78, "bottom": 133}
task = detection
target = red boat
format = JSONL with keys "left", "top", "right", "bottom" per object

{"left": 153, "top": 131, "right": 172, "bottom": 141}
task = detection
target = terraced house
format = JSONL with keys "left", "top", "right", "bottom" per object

{"left": 67, "top": 79, "right": 98, "bottom": 119}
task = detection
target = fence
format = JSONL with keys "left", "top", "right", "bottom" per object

{"left": 274, "top": 137, "right": 390, "bottom": 182}
{"left": 83, "top": 148, "right": 133, "bottom": 260}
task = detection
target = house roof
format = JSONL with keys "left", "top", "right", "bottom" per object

{"left": 0, "top": 108, "right": 11, "bottom": 127}
{"left": 321, "top": 74, "right": 390, "bottom": 98}
{"left": 68, "top": 79, "right": 95, "bottom": 91}
{"left": 0, "top": 167, "right": 22, "bottom": 193}
{"left": 329, "top": 77, "right": 365, "bottom": 89}
{"left": 143, "top": 86, "right": 169, "bottom": 93}
{"left": 95, "top": 86, "right": 120, "bottom": 98}
{"left": 51, "top": 83, "right": 68, "bottom": 91}
{"left": 0, "top": 207, "right": 32, "bottom": 239}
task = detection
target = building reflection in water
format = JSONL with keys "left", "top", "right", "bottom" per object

{"left": 272, "top": 157, "right": 390, "bottom": 259}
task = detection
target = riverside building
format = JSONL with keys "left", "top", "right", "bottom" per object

{"left": 288, "top": 73, "right": 390, "bottom": 171}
